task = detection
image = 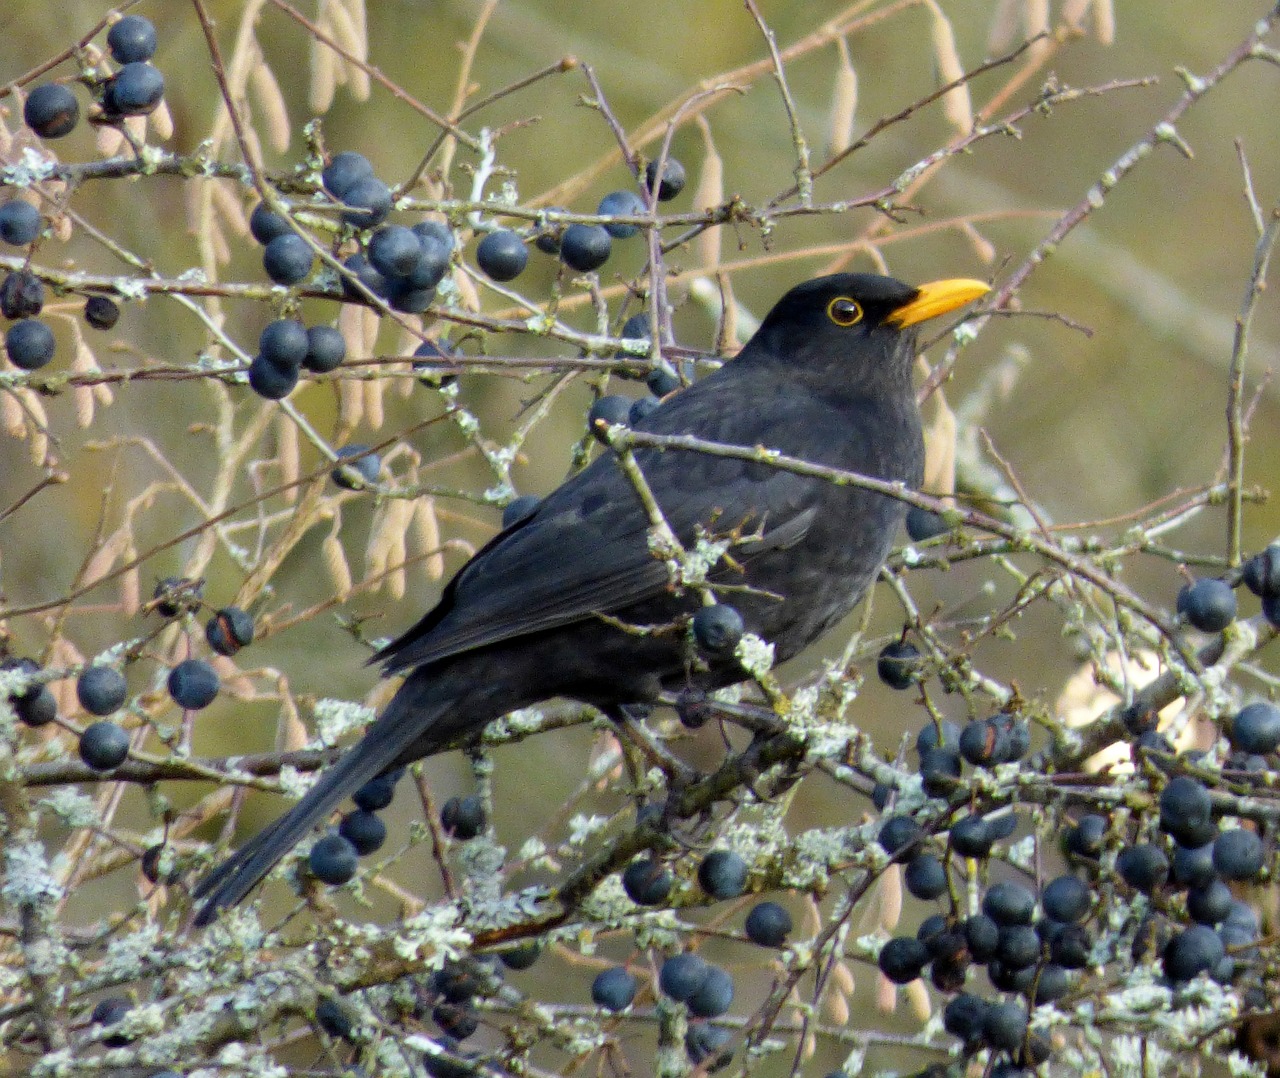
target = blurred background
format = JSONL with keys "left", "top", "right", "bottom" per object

{"left": 3, "top": 1, "right": 1280, "bottom": 1071}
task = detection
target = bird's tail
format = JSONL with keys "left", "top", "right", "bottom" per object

{"left": 192, "top": 676, "right": 446, "bottom": 927}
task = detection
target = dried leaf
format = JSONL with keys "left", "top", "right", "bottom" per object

{"left": 210, "top": 179, "right": 249, "bottom": 237}
{"left": 363, "top": 374, "right": 385, "bottom": 430}
{"left": 338, "top": 369, "right": 365, "bottom": 429}
{"left": 987, "top": 0, "right": 1022, "bottom": 53}
{"left": 82, "top": 528, "right": 130, "bottom": 589}
{"left": 2, "top": 392, "right": 25, "bottom": 439}
{"left": 926, "top": 2, "right": 972, "bottom": 133}
{"left": 693, "top": 116, "right": 723, "bottom": 271}
{"left": 824, "top": 985, "right": 850, "bottom": 1025}
{"left": 309, "top": 14, "right": 338, "bottom": 114}
{"left": 828, "top": 38, "right": 858, "bottom": 157}
{"left": 1062, "top": 0, "right": 1090, "bottom": 26}
{"left": 339, "top": 0, "right": 371, "bottom": 99}
{"left": 322, "top": 530, "right": 353, "bottom": 600}
{"left": 278, "top": 679, "right": 310, "bottom": 753}
{"left": 70, "top": 324, "right": 98, "bottom": 428}
{"left": 95, "top": 124, "right": 125, "bottom": 158}
{"left": 120, "top": 564, "right": 141, "bottom": 617}
{"left": 365, "top": 498, "right": 410, "bottom": 600}
{"left": 1093, "top": 0, "right": 1115, "bottom": 44}
{"left": 249, "top": 59, "right": 291, "bottom": 155}
{"left": 907, "top": 978, "right": 932, "bottom": 1022}
{"left": 875, "top": 971, "right": 897, "bottom": 1014}
{"left": 24, "top": 391, "right": 48, "bottom": 465}
{"left": 922, "top": 389, "right": 956, "bottom": 498}
{"left": 151, "top": 97, "right": 174, "bottom": 141}
{"left": 411, "top": 496, "right": 446, "bottom": 580}
{"left": 276, "top": 412, "right": 300, "bottom": 505}
{"left": 1025, "top": 0, "right": 1051, "bottom": 59}
{"left": 960, "top": 220, "right": 997, "bottom": 264}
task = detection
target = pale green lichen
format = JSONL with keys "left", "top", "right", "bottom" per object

{"left": 312, "top": 698, "right": 375, "bottom": 746}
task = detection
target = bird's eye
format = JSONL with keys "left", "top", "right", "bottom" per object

{"left": 826, "top": 297, "right": 863, "bottom": 326}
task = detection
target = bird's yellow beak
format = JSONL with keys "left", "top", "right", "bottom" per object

{"left": 885, "top": 278, "right": 990, "bottom": 328}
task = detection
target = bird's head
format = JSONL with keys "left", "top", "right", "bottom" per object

{"left": 749, "top": 272, "right": 989, "bottom": 387}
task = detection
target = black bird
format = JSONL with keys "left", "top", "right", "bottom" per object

{"left": 193, "top": 272, "right": 988, "bottom": 925}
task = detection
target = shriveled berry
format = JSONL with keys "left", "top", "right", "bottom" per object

{"left": 877, "top": 640, "right": 921, "bottom": 689}
{"left": 1177, "top": 578, "right": 1236, "bottom": 632}
{"left": 84, "top": 295, "right": 120, "bottom": 330}
{"left": 24, "top": 84, "right": 79, "bottom": 138}
{"left": 167, "top": 659, "right": 219, "bottom": 710}
{"left": 691, "top": 605, "right": 744, "bottom": 655}
{"left": 77, "top": 666, "right": 127, "bottom": 715}
{"left": 685, "top": 1023, "right": 732, "bottom": 1070}
{"left": 309, "top": 833, "right": 358, "bottom": 885}
{"left": 591, "top": 966, "right": 637, "bottom": 1011}
{"left": 79, "top": 721, "right": 130, "bottom": 770}
{"left": 744, "top": 901, "right": 791, "bottom": 947}
{"left": 645, "top": 156, "right": 686, "bottom": 201}
{"left": 151, "top": 575, "right": 202, "bottom": 617}
{"left": 1, "top": 271, "right": 44, "bottom": 319}
{"left": 560, "top": 223, "right": 611, "bottom": 272}
{"left": 91, "top": 997, "right": 133, "bottom": 1046}
{"left": 475, "top": 229, "right": 528, "bottom": 282}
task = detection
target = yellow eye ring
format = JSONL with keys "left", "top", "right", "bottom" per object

{"left": 827, "top": 296, "right": 863, "bottom": 326}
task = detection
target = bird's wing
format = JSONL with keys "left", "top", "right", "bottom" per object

{"left": 376, "top": 370, "right": 859, "bottom": 675}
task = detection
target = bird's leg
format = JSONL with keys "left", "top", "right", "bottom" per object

{"left": 609, "top": 703, "right": 698, "bottom": 788}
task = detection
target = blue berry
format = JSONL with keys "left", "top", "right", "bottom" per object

{"left": 167, "top": 659, "right": 219, "bottom": 710}
{"left": 107, "top": 15, "right": 157, "bottom": 64}
{"left": 744, "top": 901, "right": 791, "bottom": 947}
{"left": 386, "top": 278, "right": 435, "bottom": 313}
{"left": 1163, "top": 923, "right": 1224, "bottom": 983}
{"left": 877, "top": 641, "right": 920, "bottom": 689}
{"left": 533, "top": 207, "right": 568, "bottom": 253}
{"left": 262, "top": 233, "right": 314, "bottom": 285}
{"left": 621, "top": 313, "right": 650, "bottom": 340}
{"left": 6, "top": 319, "right": 55, "bottom": 370}
{"left": 684, "top": 1023, "right": 732, "bottom": 1070}
{"left": 877, "top": 814, "right": 922, "bottom": 857}
{"left": 1243, "top": 545, "right": 1280, "bottom": 598}
{"left": 406, "top": 232, "right": 451, "bottom": 289}
{"left": 1159, "top": 775, "right": 1214, "bottom": 846}
{"left": 1041, "top": 874, "right": 1090, "bottom": 923}
{"left": 943, "top": 992, "right": 989, "bottom": 1045}
{"left": 315, "top": 998, "right": 352, "bottom": 1040}
{"left": 340, "top": 177, "right": 392, "bottom": 229}
{"left": 698, "top": 849, "right": 748, "bottom": 899}
{"left": 949, "top": 814, "right": 994, "bottom": 857}
{"left": 24, "top": 84, "right": 79, "bottom": 138}
{"left": 91, "top": 996, "right": 133, "bottom": 1046}
{"left": 559, "top": 223, "right": 611, "bottom": 272}
{"left": 906, "top": 504, "right": 950, "bottom": 541}
{"left": 1117, "top": 843, "right": 1169, "bottom": 893}
{"left": 587, "top": 395, "right": 632, "bottom": 440}
{"left": 475, "top": 229, "right": 528, "bottom": 281}
{"left": 1187, "top": 879, "right": 1234, "bottom": 925}
{"left": 622, "top": 857, "right": 672, "bottom": 905}
{"left": 1177, "top": 578, "right": 1236, "bottom": 632}
{"left": 647, "top": 367, "right": 680, "bottom": 396}
{"left": 322, "top": 152, "right": 374, "bottom": 198}
{"left": 982, "top": 1001, "right": 1027, "bottom": 1052}
{"left": 591, "top": 966, "right": 637, "bottom": 1011}
{"left": 105, "top": 63, "right": 165, "bottom": 116}
{"left": 1230, "top": 702, "right": 1280, "bottom": 755}
{"left": 982, "top": 880, "right": 1036, "bottom": 925}
{"left": 369, "top": 225, "right": 423, "bottom": 278}
{"left": 77, "top": 666, "right": 127, "bottom": 715}
{"left": 1065, "top": 813, "right": 1108, "bottom": 858}
{"left": 878, "top": 936, "right": 928, "bottom": 983}
{"left": 658, "top": 953, "right": 708, "bottom": 1001}
{"left": 597, "top": 190, "right": 645, "bottom": 238}
{"left": 303, "top": 325, "right": 346, "bottom": 373}
{"left": 248, "top": 354, "right": 298, "bottom": 399}
{"left": 687, "top": 965, "right": 733, "bottom": 1018}
{"left": 259, "top": 319, "right": 309, "bottom": 368}
{"left": 1213, "top": 828, "right": 1263, "bottom": 880}
{"left": 691, "top": 605, "right": 744, "bottom": 655}
{"left": 309, "top": 833, "right": 358, "bottom": 885}
{"left": 628, "top": 396, "right": 660, "bottom": 425}
{"left": 440, "top": 794, "right": 485, "bottom": 839}
{"left": 340, "top": 253, "right": 386, "bottom": 301}
{"left": 249, "top": 202, "right": 290, "bottom": 245}
{"left": 904, "top": 853, "right": 948, "bottom": 900}
{"left": 0, "top": 201, "right": 41, "bottom": 246}
{"left": 339, "top": 809, "right": 387, "bottom": 855}
{"left": 412, "top": 219, "right": 455, "bottom": 254}
{"left": 353, "top": 770, "right": 401, "bottom": 812}
{"left": 331, "top": 444, "right": 380, "bottom": 490}
{"left": 645, "top": 157, "right": 686, "bottom": 201}
{"left": 498, "top": 942, "right": 541, "bottom": 970}
{"left": 80, "top": 721, "right": 130, "bottom": 770}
